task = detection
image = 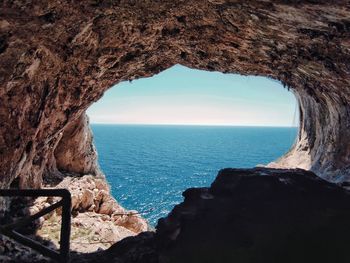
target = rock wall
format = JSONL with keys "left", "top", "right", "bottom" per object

{"left": 0, "top": 0, "right": 349, "bottom": 189}
{"left": 53, "top": 114, "right": 101, "bottom": 177}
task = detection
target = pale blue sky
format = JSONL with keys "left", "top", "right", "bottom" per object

{"left": 87, "top": 65, "right": 298, "bottom": 127}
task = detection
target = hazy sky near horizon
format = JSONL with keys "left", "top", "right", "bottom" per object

{"left": 87, "top": 65, "right": 298, "bottom": 127}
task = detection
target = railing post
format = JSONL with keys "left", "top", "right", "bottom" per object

{"left": 60, "top": 189, "right": 71, "bottom": 263}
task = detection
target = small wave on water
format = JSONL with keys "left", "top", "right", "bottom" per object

{"left": 91, "top": 124, "right": 297, "bottom": 226}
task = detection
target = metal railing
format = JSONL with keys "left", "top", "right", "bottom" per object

{"left": 0, "top": 189, "right": 71, "bottom": 263}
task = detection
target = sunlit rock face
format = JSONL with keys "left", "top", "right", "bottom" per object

{"left": 0, "top": 0, "right": 349, "bottom": 189}
{"left": 52, "top": 114, "right": 101, "bottom": 177}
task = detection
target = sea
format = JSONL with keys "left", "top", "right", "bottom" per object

{"left": 91, "top": 124, "right": 298, "bottom": 226}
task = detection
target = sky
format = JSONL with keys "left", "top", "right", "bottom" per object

{"left": 87, "top": 65, "right": 298, "bottom": 127}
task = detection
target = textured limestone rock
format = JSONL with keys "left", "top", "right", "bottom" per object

{"left": 74, "top": 168, "right": 350, "bottom": 263}
{"left": 80, "top": 189, "right": 94, "bottom": 210}
{"left": 0, "top": 0, "right": 349, "bottom": 191}
{"left": 32, "top": 175, "right": 148, "bottom": 232}
{"left": 37, "top": 211, "right": 138, "bottom": 254}
{"left": 53, "top": 114, "right": 101, "bottom": 177}
{"left": 27, "top": 175, "right": 148, "bottom": 255}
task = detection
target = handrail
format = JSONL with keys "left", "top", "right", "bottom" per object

{"left": 0, "top": 189, "right": 71, "bottom": 263}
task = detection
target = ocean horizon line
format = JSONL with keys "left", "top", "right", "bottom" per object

{"left": 90, "top": 122, "right": 299, "bottom": 128}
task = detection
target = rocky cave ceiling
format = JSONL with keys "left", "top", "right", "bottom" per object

{"left": 0, "top": 0, "right": 349, "bottom": 189}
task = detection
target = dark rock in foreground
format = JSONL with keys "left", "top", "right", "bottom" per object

{"left": 75, "top": 168, "right": 350, "bottom": 263}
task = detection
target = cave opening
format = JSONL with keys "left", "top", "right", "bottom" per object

{"left": 86, "top": 65, "right": 299, "bottom": 226}
{"left": 1, "top": 1, "right": 349, "bottom": 261}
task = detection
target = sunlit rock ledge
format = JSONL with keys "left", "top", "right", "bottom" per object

{"left": 34, "top": 175, "right": 148, "bottom": 253}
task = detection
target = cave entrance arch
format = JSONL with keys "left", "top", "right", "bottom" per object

{"left": 0, "top": 1, "right": 349, "bottom": 191}
{"left": 0, "top": 1, "right": 349, "bottom": 260}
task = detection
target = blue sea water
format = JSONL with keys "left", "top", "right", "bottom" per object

{"left": 91, "top": 124, "right": 297, "bottom": 226}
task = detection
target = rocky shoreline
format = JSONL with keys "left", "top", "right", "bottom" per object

{"left": 36, "top": 175, "right": 148, "bottom": 252}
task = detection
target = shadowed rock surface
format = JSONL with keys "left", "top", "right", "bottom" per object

{"left": 74, "top": 168, "right": 350, "bottom": 263}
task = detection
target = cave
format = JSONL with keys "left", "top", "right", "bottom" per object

{"left": 0, "top": 0, "right": 350, "bottom": 262}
